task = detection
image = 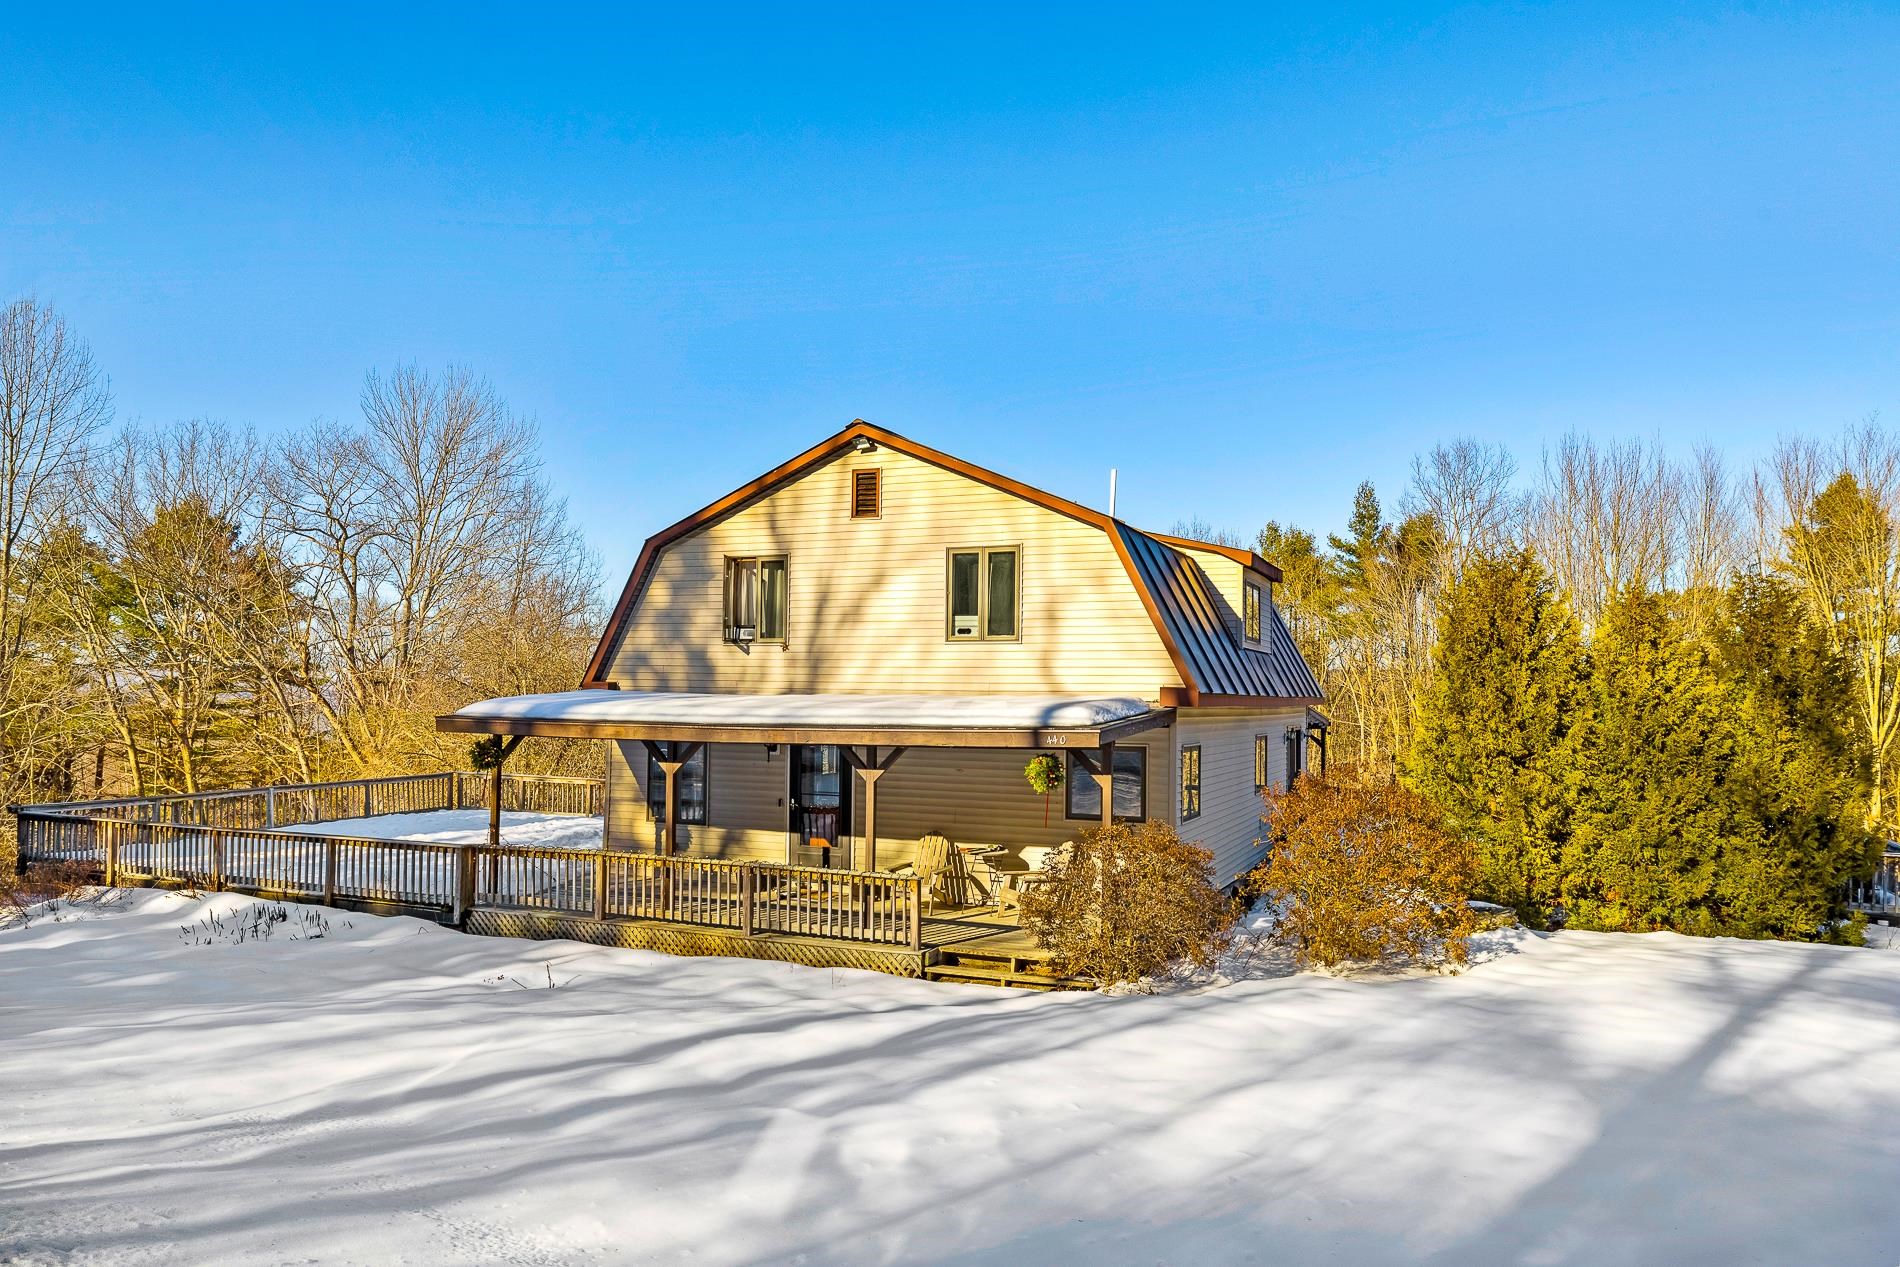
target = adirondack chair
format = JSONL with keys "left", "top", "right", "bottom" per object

{"left": 888, "top": 832, "right": 955, "bottom": 913}
{"left": 990, "top": 842, "right": 1070, "bottom": 914}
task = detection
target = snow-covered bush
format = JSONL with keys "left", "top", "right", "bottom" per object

{"left": 1252, "top": 775, "right": 1477, "bottom": 970}
{"left": 1017, "top": 821, "right": 1235, "bottom": 988}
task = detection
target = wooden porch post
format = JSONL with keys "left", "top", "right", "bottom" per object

{"left": 487, "top": 734, "right": 525, "bottom": 851}
{"left": 657, "top": 760, "right": 683, "bottom": 856}
{"left": 1093, "top": 741, "right": 1117, "bottom": 831}
{"left": 849, "top": 746, "right": 906, "bottom": 872}
{"left": 650, "top": 741, "right": 702, "bottom": 921}
{"left": 485, "top": 735, "right": 524, "bottom": 900}
{"left": 646, "top": 740, "right": 703, "bottom": 858}
{"left": 858, "top": 767, "right": 884, "bottom": 871}
{"left": 489, "top": 763, "right": 504, "bottom": 851}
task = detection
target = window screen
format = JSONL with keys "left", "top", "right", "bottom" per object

{"left": 758, "top": 559, "right": 786, "bottom": 641}
{"left": 949, "top": 551, "right": 981, "bottom": 638}
{"left": 985, "top": 549, "right": 1017, "bottom": 638}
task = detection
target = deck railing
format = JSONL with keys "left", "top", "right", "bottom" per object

{"left": 466, "top": 845, "right": 920, "bottom": 947}
{"left": 17, "top": 771, "right": 605, "bottom": 832}
{"left": 12, "top": 776, "right": 922, "bottom": 951}
{"left": 1846, "top": 860, "right": 1900, "bottom": 916}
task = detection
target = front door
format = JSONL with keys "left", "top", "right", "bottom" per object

{"left": 789, "top": 744, "right": 852, "bottom": 868}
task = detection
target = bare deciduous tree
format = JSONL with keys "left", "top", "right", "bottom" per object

{"left": 1527, "top": 432, "right": 1679, "bottom": 630}
{"left": 1675, "top": 443, "right": 1741, "bottom": 631}
{"left": 0, "top": 299, "right": 112, "bottom": 820}
{"left": 269, "top": 364, "right": 596, "bottom": 775}
{"left": 1404, "top": 438, "right": 1518, "bottom": 582}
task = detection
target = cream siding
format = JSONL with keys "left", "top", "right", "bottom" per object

{"left": 1172, "top": 706, "right": 1310, "bottom": 886}
{"left": 1171, "top": 545, "right": 1274, "bottom": 651}
{"left": 602, "top": 446, "right": 1183, "bottom": 696}
{"left": 609, "top": 737, "right": 1169, "bottom": 871}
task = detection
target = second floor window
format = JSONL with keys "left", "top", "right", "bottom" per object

{"left": 948, "top": 546, "right": 1019, "bottom": 640}
{"left": 1244, "top": 581, "right": 1263, "bottom": 642}
{"left": 724, "top": 556, "right": 787, "bottom": 643}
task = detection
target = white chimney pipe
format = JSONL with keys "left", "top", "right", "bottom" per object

{"left": 1109, "top": 468, "right": 1118, "bottom": 518}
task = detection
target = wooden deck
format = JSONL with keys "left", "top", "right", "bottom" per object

{"left": 13, "top": 773, "right": 1091, "bottom": 989}
{"left": 460, "top": 899, "right": 1083, "bottom": 988}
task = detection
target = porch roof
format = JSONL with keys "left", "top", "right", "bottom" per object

{"left": 437, "top": 690, "right": 1173, "bottom": 748}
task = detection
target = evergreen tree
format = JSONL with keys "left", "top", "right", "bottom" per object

{"left": 1713, "top": 575, "right": 1881, "bottom": 934}
{"left": 1328, "top": 481, "right": 1387, "bottom": 590}
{"left": 1563, "top": 584, "right": 1875, "bottom": 939}
{"left": 1408, "top": 549, "right": 1584, "bottom": 924}
{"left": 1563, "top": 587, "right": 1750, "bottom": 933}
{"left": 1257, "top": 520, "right": 1340, "bottom": 675}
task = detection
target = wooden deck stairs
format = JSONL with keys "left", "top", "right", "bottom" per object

{"left": 923, "top": 926, "right": 1093, "bottom": 991}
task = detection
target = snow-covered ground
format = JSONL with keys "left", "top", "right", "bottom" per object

{"left": 7, "top": 892, "right": 1900, "bottom": 1266}
{"left": 299, "top": 808, "right": 605, "bottom": 851}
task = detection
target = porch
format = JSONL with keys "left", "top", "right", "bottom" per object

{"left": 9, "top": 772, "right": 1082, "bottom": 986}
{"left": 436, "top": 688, "right": 1175, "bottom": 874}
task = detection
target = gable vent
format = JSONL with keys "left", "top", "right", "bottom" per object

{"left": 851, "top": 468, "right": 881, "bottom": 519}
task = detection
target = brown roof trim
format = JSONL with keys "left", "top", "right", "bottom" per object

{"left": 583, "top": 419, "right": 1202, "bottom": 691}
{"left": 1149, "top": 534, "right": 1283, "bottom": 583}
{"left": 1159, "top": 688, "right": 1324, "bottom": 709}
{"left": 582, "top": 422, "right": 888, "bottom": 683}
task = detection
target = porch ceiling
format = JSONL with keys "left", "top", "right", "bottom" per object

{"left": 436, "top": 690, "right": 1174, "bottom": 748}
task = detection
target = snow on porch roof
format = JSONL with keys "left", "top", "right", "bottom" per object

{"left": 437, "top": 690, "right": 1174, "bottom": 748}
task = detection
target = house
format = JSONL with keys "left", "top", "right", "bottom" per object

{"left": 440, "top": 420, "right": 1327, "bottom": 894}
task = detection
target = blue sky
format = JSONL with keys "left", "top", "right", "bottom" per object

{"left": 4, "top": 4, "right": 1897, "bottom": 588}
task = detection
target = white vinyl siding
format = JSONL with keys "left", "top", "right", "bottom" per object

{"left": 1171, "top": 706, "right": 1309, "bottom": 887}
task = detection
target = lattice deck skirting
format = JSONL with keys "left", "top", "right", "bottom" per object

{"left": 465, "top": 909, "right": 930, "bottom": 978}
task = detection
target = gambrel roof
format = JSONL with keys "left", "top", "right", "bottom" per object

{"left": 584, "top": 420, "right": 1324, "bottom": 707}
{"left": 1116, "top": 524, "right": 1325, "bottom": 703}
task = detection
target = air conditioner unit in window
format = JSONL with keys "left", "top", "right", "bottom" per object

{"left": 952, "top": 618, "right": 979, "bottom": 637}
{"left": 728, "top": 625, "right": 757, "bottom": 645}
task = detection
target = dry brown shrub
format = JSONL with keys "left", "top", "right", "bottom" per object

{"left": 1, "top": 860, "right": 98, "bottom": 925}
{"left": 1017, "top": 820, "right": 1237, "bottom": 988}
{"left": 1251, "top": 775, "right": 1477, "bottom": 970}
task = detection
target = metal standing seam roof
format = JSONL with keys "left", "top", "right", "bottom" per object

{"left": 1116, "top": 523, "right": 1326, "bottom": 703}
